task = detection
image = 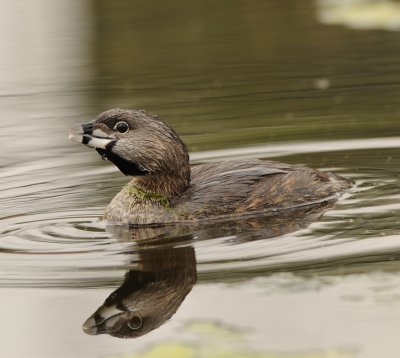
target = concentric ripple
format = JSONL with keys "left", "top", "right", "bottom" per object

{"left": 1, "top": 141, "right": 400, "bottom": 288}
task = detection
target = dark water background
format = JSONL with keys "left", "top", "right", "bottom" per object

{"left": 1, "top": 1, "right": 400, "bottom": 357}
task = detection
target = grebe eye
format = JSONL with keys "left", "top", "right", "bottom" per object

{"left": 128, "top": 315, "right": 142, "bottom": 330}
{"left": 115, "top": 121, "right": 129, "bottom": 133}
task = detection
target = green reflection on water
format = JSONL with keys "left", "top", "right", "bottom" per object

{"left": 107, "top": 321, "right": 353, "bottom": 358}
{"left": 87, "top": 0, "right": 400, "bottom": 151}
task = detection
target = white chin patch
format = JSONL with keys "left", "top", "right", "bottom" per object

{"left": 86, "top": 136, "right": 114, "bottom": 149}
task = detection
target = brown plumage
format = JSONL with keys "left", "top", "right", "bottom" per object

{"left": 69, "top": 109, "right": 352, "bottom": 225}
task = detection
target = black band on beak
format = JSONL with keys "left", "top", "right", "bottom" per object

{"left": 82, "top": 122, "right": 94, "bottom": 134}
{"left": 82, "top": 135, "right": 91, "bottom": 145}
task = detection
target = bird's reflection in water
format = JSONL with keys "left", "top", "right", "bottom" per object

{"left": 83, "top": 229, "right": 197, "bottom": 338}
{"left": 83, "top": 200, "right": 337, "bottom": 338}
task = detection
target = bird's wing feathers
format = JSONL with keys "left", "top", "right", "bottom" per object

{"left": 177, "top": 160, "right": 345, "bottom": 217}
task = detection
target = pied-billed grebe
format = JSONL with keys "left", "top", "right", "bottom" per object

{"left": 69, "top": 109, "right": 352, "bottom": 225}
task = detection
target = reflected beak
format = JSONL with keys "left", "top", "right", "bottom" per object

{"left": 68, "top": 123, "right": 115, "bottom": 150}
{"left": 82, "top": 304, "right": 125, "bottom": 335}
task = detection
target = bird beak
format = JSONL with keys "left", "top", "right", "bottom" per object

{"left": 68, "top": 125, "right": 85, "bottom": 143}
{"left": 68, "top": 123, "right": 114, "bottom": 150}
{"left": 82, "top": 304, "right": 125, "bottom": 335}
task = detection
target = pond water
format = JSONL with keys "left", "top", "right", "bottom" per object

{"left": 1, "top": 1, "right": 400, "bottom": 357}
